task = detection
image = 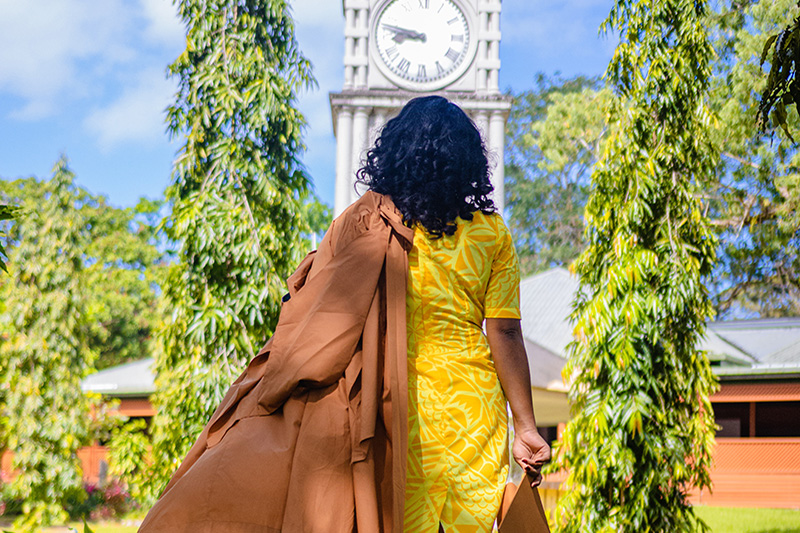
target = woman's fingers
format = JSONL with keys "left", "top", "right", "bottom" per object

{"left": 521, "top": 457, "right": 544, "bottom": 474}
{"left": 521, "top": 456, "right": 542, "bottom": 466}
{"left": 521, "top": 457, "right": 546, "bottom": 487}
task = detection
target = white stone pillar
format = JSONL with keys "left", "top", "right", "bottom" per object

{"left": 356, "top": 9, "right": 369, "bottom": 87}
{"left": 489, "top": 110, "right": 506, "bottom": 214}
{"left": 477, "top": 41, "right": 488, "bottom": 91}
{"left": 351, "top": 106, "right": 371, "bottom": 205}
{"left": 373, "top": 109, "right": 387, "bottom": 137}
{"left": 369, "top": 109, "right": 387, "bottom": 155}
{"left": 334, "top": 107, "right": 354, "bottom": 216}
{"left": 344, "top": 8, "right": 356, "bottom": 89}
{"left": 475, "top": 110, "right": 489, "bottom": 146}
{"left": 488, "top": 40, "right": 500, "bottom": 92}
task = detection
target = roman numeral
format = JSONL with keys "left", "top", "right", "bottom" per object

{"left": 445, "top": 48, "right": 459, "bottom": 62}
{"left": 435, "top": 61, "right": 444, "bottom": 74}
{"left": 451, "top": 34, "right": 464, "bottom": 42}
{"left": 418, "top": 0, "right": 429, "bottom": 8}
{"left": 397, "top": 58, "right": 411, "bottom": 73}
{"left": 417, "top": 64, "right": 427, "bottom": 78}
{"left": 447, "top": 17, "right": 459, "bottom": 25}
{"left": 386, "top": 45, "right": 399, "bottom": 60}
{"left": 437, "top": 2, "right": 445, "bottom": 13}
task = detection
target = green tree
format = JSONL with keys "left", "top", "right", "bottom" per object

{"left": 505, "top": 74, "right": 612, "bottom": 274}
{"left": 506, "top": 1, "right": 800, "bottom": 317}
{"left": 81, "top": 197, "right": 165, "bottom": 369}
{"left": 144, "top": 0, "right": 315, "bottom": 500}
{"left": 0, "top": 162, "right": 164, "bottom": 528}
{"left": 0, "top": 159, "right": 98, "bottom": 531}
{"left": 707, "top": 0, "right": 800, "bottom": 317}
{"left": 0, "top": 182, "right": 164, "bottom": 371}
{"left": 757, "top": 0, "right": 800, "bottom": 137}
{"left": 0, "top": 203, "right": 17, "bottom": 273}
{"left": 552, "top": 0, "right": 718, "bottom": 531}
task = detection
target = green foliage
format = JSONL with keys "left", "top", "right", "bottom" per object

{"left": 0, "top": 204, "right": 18, "bottom": 273}
{"left": 0, "top": 158, "right": 98, "bottom": 531}
{"left": 107, "top": 419, "right": 158, "bottom": 505}
{"left": 506, "top": 0, "right": 800, "bottom": 317}
{"left": 552, "top": 0, "right": 719, "bottom": 531}
{"left": 757, "top": 1, "right": 800, "bottom": 138}
{"left": 505, "top": 74, "right": 612, "bottom": 274}
{"left": 302, "top": 194, "right": 334, "bottom": 246}
{"left": 0, "top": 181, "right": 164, "bottom": 371}
{"left": 66, "top": 521, "right": 94, "bottom": 533}
{"left": 82, "top": 197, "right": 165, "bottom": 370}
{"left": 144, "top": 0, "right": 315, "bottom": 500}
{"left": 63, "top": 480, "right": 136, "bottom": 522}
{"left": 708, "top": 0, "right": 800, "bottom": 317}
{"left": 0, "top": 160, "right": 163, "bottom": 530}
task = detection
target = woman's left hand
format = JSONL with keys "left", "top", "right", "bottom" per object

{"left": 512, "top": 429, "right": 551, "bottom": 487}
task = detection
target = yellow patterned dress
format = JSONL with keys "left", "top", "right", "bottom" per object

{"left": 404, "top": 211, "right": 521, "bottom": 532}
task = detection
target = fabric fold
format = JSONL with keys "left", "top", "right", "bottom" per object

{"left": 139, "top": 191, "right": 412, "bottom": 533}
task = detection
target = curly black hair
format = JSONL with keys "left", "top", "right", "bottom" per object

{"left": 356, "top": 96, "right": 495, "bottom": 237}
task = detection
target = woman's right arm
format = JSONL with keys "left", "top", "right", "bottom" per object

{"left": 486, "top": 317, "right": 552, "bottom": 486}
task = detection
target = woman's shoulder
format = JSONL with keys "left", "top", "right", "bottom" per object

{"left": 324, "top": 192, "right": 389, "bottom": 254}
{"left": 464, "top": 210, "right": 509, "bottom": 234}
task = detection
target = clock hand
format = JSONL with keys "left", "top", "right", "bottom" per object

{"left": 382, "top": 24, "right": 427, "bottom": 43}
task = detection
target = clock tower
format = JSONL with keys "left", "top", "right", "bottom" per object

{"left": 330, "top": 0, "right": 510, "bottom": 216}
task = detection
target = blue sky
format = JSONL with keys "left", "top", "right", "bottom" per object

{"left": 0, "top": 0, "right": 616, "bottom": 209}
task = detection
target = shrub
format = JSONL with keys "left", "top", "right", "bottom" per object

{"left": 65, "top": 480, "right": 138, "bottom": 521}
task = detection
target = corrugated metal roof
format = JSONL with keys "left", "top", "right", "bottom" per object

{"left": 708, "top": 318, "right": 800, "bottom": 364}
{"left": 715, "top": 364, "right": 800, "bottom": 377}
{"left": 517, "top": 269, "right": 800, "bottom": 375}
{"left": 82, "top": 357, "right": 155, "bottom": 396}
{"left": 700, "top": 329, "right": 755, "bottom": 365}
{"left": 768, "top": 339, "right": 800, "bottom": 365}
{"left": 523, "top": 339, "right": 568, "bottom": 392}
{"left": 519, "top": 268, "right": 578, "bottom": 358}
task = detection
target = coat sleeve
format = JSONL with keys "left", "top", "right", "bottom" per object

{"left": 253, "top": 208, "right": 389, "bottom": 415}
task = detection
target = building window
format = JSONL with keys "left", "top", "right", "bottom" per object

{"left": 756, "top": 401, "right": 800, "bottom": 437}
{"left": 712, "top": 402, "right": 749, "bottom": 437}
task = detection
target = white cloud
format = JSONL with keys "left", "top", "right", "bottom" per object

{"left": 141, "top": 0, "right": 185, "bottom": 49}
{"left": 83, "top": 68, "right": 175, "bottom": 150}
{"left": 291, "top": 0, "right": 341, "bottom": 29}
{"left": 0, "top": 0, "right": 136, "bottom": 119}
{"left": 0, "top": 0, "right": 183, "bottom": 121}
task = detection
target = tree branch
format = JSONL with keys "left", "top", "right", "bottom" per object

{"left": 721, "top": 151, "right": 760, "bottom": 169}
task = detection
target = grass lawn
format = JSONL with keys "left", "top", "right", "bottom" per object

{"left": 1, "top": 507, "right": 796, "bottom": 533}
{"left": 39, "top": 521, "right": 139, "bottom": 533}
{"left": 695, "top": 506, "right": 800, "bottom": 533}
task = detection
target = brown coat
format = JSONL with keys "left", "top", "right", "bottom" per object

{"left": 139, "top": 192, "right": 414, "bottom": 533}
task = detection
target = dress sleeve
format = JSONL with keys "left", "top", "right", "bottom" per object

{"left": 484, "top": 216, "right": 521, "bottom": 319}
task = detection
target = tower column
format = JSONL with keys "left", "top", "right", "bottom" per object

{"left": 334, "top": 107, "right": 354, "bottom": 216}
{"left": 350, "top": 106, "right": 371, "bottom": 205}
{"left": 343, "top": 7, "right": 357, "bottom": 89}
{"left": 373, "top": 109, "right": 387, "bottom": 140}
{"left": 475, "top": 110, "right": 489, "bottom": 145}
{"left": 489, "top": 110, "right": 506, "bottom": 213}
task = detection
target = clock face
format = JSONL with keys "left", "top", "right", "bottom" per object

{"left": 372, "top": 0, "right": 474, "bottom": 91}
